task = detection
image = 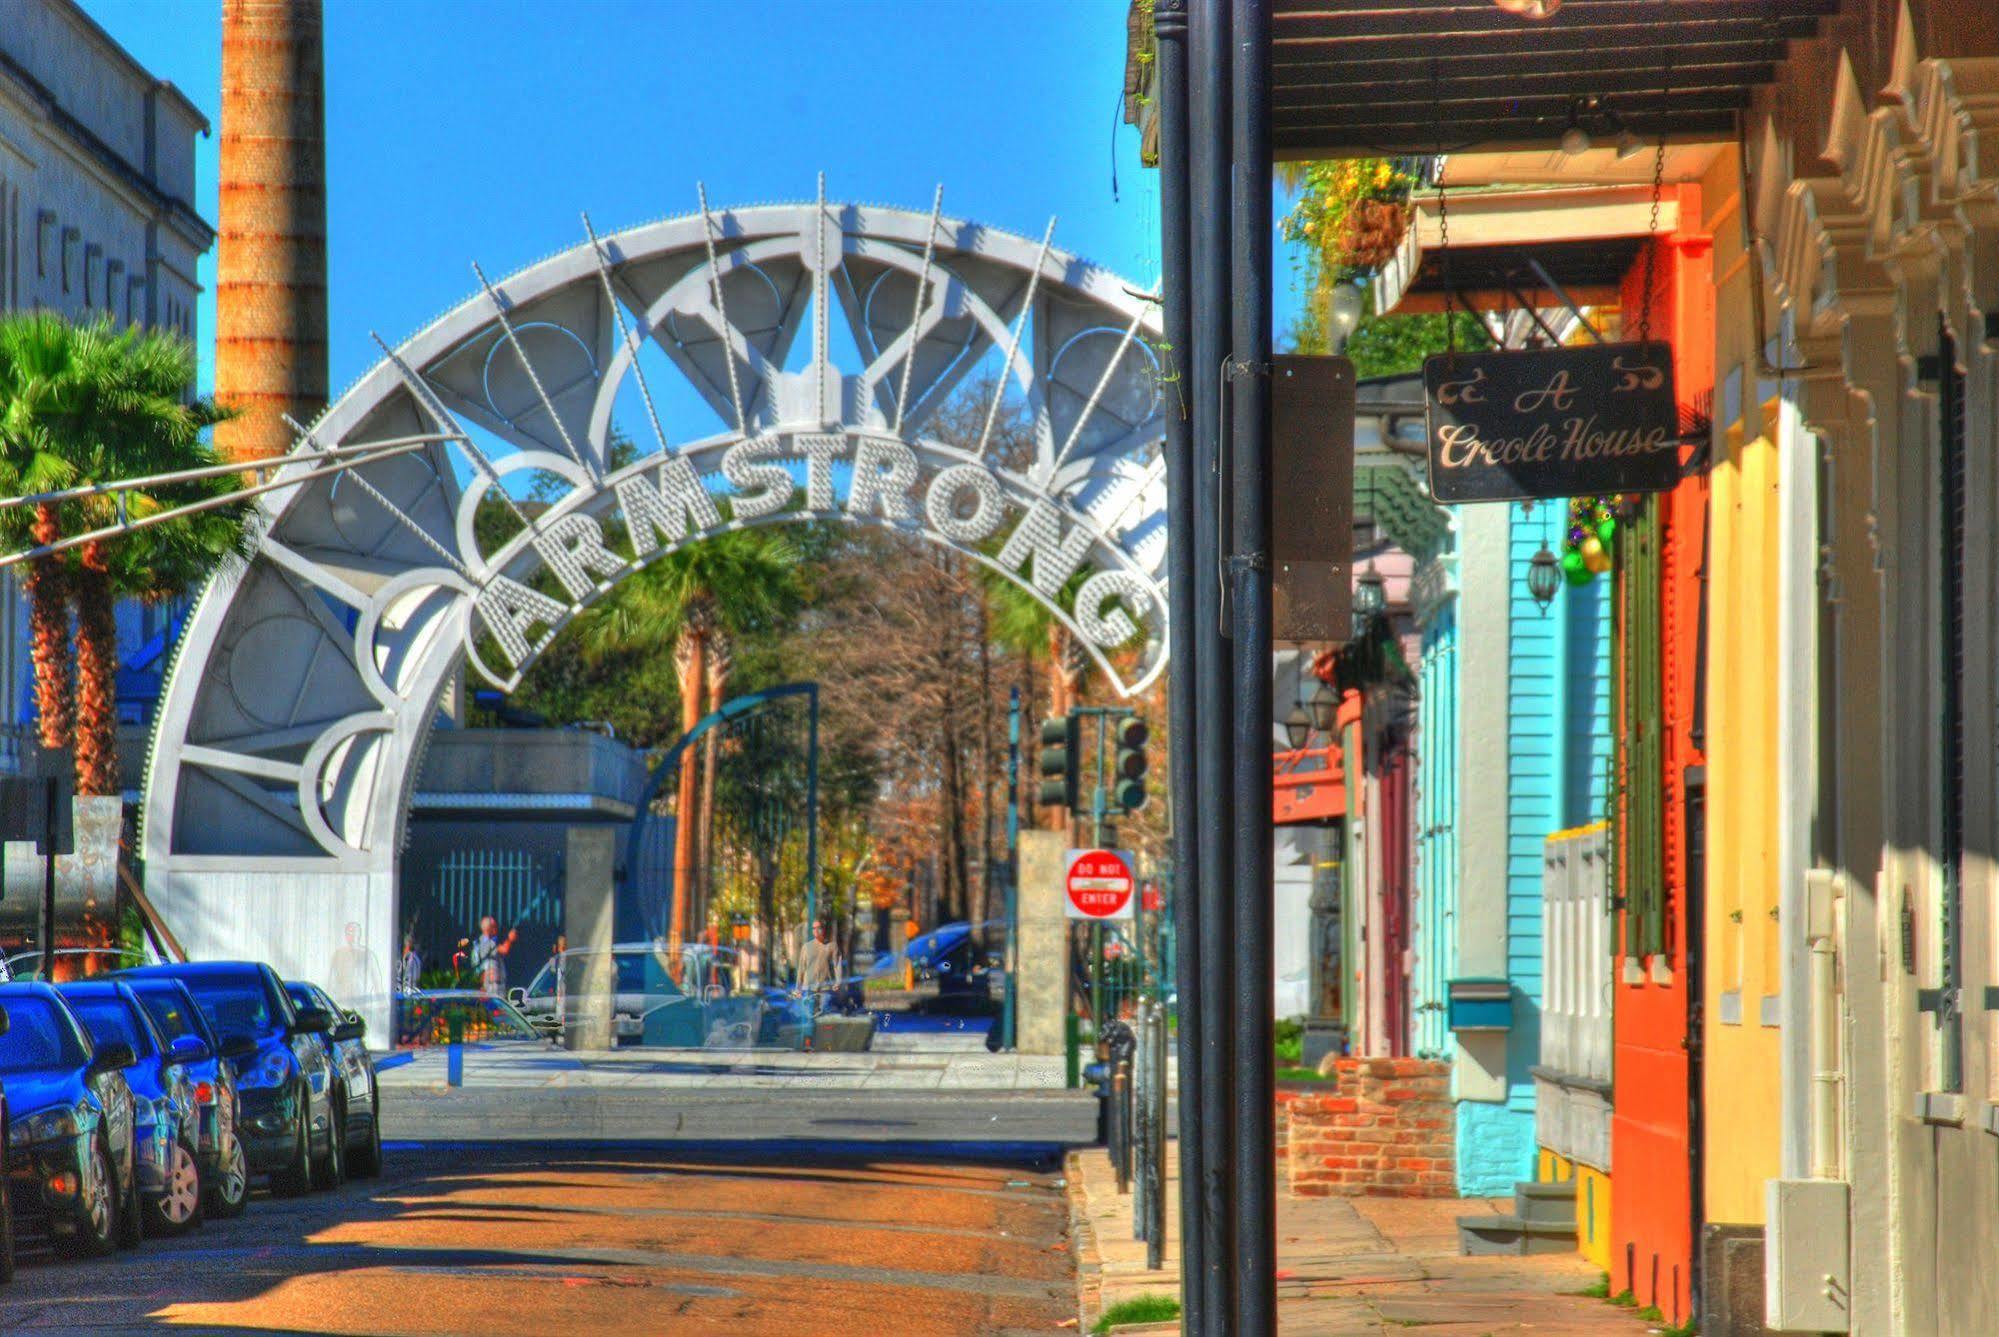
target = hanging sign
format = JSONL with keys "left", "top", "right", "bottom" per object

{"left": 1064, "top": 849, "right": 1137, "bottom": 921}
{"left": 1422, "top": 341, "right": 1680, "bottom": 503}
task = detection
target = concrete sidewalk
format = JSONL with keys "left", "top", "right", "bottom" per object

{"left": 374, "top": 1039, "right": 1096, "bottom": 1145}
{"left": 377, "top": 1035, "right": 1068, "bottom": 1091}
{"left": 1070, "top": 1144, "right": 1662, "bottom": 1335}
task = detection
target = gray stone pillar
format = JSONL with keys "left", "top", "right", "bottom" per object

{"left": 563, "top": 825, "right": 617, "bottom": 1052}
{"left": 1016, "top": 830, "right": 1071, "bottom": 1056}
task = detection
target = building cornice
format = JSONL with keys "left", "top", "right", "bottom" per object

{"left": 0, "top": 49, "right": 213, "bottom": 251}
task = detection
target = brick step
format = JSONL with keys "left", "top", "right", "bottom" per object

{"left": 1457, "top": 1213, "right": 1577, "bottom": 1256}
{"left": 1513, "top": 1179, "right": 1578, "bottom": 1226}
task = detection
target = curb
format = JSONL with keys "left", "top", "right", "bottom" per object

{"left": 1065, "top": 1149, "right": 1105, "bottom": 1331}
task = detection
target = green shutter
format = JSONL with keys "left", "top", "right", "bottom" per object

{"left": 1617, "top": 498, "right": 1666, "bottom": 960}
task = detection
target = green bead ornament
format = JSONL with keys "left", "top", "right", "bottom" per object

{"left": 1596, "top": 516, "right": 1616, "bottom": 545}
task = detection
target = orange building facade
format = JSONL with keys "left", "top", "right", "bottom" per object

{"left": 1608, "top": 197, "right": 1713, "bottom": 1327}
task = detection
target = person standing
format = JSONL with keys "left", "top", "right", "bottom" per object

{"left": 398, "top": 934, "right": 423, "bottom": 994}
{"left": 797, "top": 919, "right": 839, "bottom": 1010}
{"left": 460, "top": 915, "right": 517, "bottom": 996}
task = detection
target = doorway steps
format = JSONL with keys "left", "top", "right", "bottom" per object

{"left": 1457, "top": 1179, "right": 1578, "bottom": 1256}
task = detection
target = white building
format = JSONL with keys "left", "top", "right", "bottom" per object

{"left": 0, "top": 0, "right": 214, "bottom": 775}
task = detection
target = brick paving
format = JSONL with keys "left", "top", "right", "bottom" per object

{"left": 1070, "top": 1142, "right": 1662, "bottom": 1335}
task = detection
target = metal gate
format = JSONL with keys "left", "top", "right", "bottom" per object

{"left": 408, "top": 847, "right": 564, "bottom": 985}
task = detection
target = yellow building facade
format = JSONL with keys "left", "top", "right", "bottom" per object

{"left": 1697, "top": 144, "right": 1785, "bottom": 1236}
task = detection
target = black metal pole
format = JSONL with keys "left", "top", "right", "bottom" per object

{"left": 39, "top": 776, "right": 56, "bottom": 977}
{"left": 1189, "top": 0, "right": 1237, "bottom": 1329}
{"left": 1228, "top": 1, "right": 1276, "bottom": 1329}
{"left": 1152, "top": 3, "right": 1206, "bottom": 1330}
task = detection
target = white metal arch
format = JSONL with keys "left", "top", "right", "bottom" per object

{"left": 140, "top": 186, "right": 1168, "bottom": 1027}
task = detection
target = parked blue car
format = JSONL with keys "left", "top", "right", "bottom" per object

{"left": 283, "top": 980, "right": 382, "bottom": 1180}
{"left": 124, "top": 976, "right": 250, "bottom": 1218}
{"left": 117, "top": 963, "right": 336, "bottom": 1196}
{"left": 58, "top": 981, "right": 206, "bottom": 1236}
{"left": 0, "top": 982, "right": 141, "bottom": 1257}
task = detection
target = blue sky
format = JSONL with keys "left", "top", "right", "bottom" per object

{"left": 85, "top": 0, "right": 1306, "bottom": 398}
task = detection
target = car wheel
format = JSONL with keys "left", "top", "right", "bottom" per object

{"left": 312, "top": 1103, "right": 345, "bottom": 1190}
{"left": 350, "top": 1097, "right": 383, "bottom": 1179}
{"left": 207, "top": 1131, "right": 249, "bottom": 1218}
{"left": 146, "top": 1138, "right": 204, "bottom": 1236}
{"left": 56, "top": 1135, "right": 117, "bottom": 1259}
{"left": 270, "top": 1086, "right": 313, "bottom": 1198}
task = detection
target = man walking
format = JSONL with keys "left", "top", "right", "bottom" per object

{"left": 460, "top": 915, "right": 517, "bottom": 996}
{"left": 797, "top": 919, "right": 840, "bottom": 1010}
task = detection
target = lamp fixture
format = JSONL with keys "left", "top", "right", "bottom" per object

{"left": 1309, "top": 679, "right": 1339, "bottom": 734}
{"left": 1527, "top": 546, "right": 1562, "bottom": 612}
{"left": 1328, "top": 281, "right": 1366, "bottom": 350}
{"left": 1353, "top": 562, "right": 1387, "bottom": 619}
{"left": 1283, "top": 702, "right": 1313, "bottom": 752}
{"left": 1559, "top": 98, "right": 1592, "bottom": 156}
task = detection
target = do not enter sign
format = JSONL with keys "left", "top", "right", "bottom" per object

{"left": 1065, "top": 848, "right": 1136, "bottom": 920}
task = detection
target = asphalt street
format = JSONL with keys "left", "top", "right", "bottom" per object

{"left": 0, "top": 1143, "right": 1079, "bottom": 1335}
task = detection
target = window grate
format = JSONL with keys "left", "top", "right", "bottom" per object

{"left": 1934, "top": 313, "right": 1966, "bottom": 1092}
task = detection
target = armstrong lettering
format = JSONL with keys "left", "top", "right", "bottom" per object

{"left": 465, "top": 431, "right": 1165, "bottom": 685}
{"left": 1423, "top": 341, "right": 1682, "bottom": 504}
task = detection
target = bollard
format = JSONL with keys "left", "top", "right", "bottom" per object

{"left": 447, "top": 1011, "right": 464, "bottom": 1088}
{"left": 1114, "top": 1060, "right": 1132, "bottom": 1195}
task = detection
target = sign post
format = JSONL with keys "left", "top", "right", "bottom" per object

{"left": 1067, "top": 848, "right": 1137, "bottom": 1037}
{"left": 1423, "top": 341, "right": 1680, "bottom": 503}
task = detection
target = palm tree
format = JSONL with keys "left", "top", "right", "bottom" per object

{"left": 579, "top": 526, "right": 804, "bottom": 966}
{"left": 979, "top": 563, "right": 1089, "bottom": 831}
{"left": 0, "top": 313, "right": 243, "bottom": 794}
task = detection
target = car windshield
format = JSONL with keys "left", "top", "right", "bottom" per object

{"left": 133, "top": 989, "right": 205, "bottom": 1046}
{"left": 67, "top": 995, "right": 153, "bottom": 1059}
{"left": 0, "top": 997, "right": 90, "bottom": 1072}
{"left": 184, "top": 979, "right": 279, "bottom": 1039}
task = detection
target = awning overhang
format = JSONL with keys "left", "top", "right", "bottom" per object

{"left": 1374, "top": 181, "right": 1675, "bottom": 314}
{"left": 1273, "top": 0, "right": 1834, "bottom": 160}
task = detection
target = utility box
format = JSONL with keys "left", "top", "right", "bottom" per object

{"left": 1446, "top": 977, "right": 1513, "bottom": 1032}
{"left": 1765, "top": 1178, "right": 1851, "bottom": 1332}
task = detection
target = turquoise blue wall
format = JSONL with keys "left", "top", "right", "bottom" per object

{"left": 1450, "top": 506, "right": 1611, "bottom": 1196}
{"left": 1413, "top": 590, "right": 1457, "bottom": 1061}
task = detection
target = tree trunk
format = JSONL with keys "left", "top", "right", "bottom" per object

{"left": 668, "top": 630, "right": 706, "bottom": 979}
{"left": 26, "top": 504, "right": 71, "bottom": 752}
{"left": 1040, "top": 623, "right": 1070, "bottom": 832}
{"left": 695, "top": 636, "right": 732, "bottom": 938}
{"left": 71, "top": 541, "right": 119, "bottom": 796}
{"left": 975, "top": 589, "right": 995, "bottom": 933}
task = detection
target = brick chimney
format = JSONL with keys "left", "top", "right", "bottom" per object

{"left": 215, "top": 0, "right": 327, "bottom": 464}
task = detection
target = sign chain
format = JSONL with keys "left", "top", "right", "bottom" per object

{"left": 1638, "top": 46, "right": 1673, "bottom": 346}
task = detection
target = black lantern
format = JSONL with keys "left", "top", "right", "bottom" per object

{"left": 1283, "top": 702, "right": 1313, "bottom": 751}
{"left": 1352, "top": 562, "right": 1386, "bottom": 637}
{"left": 1526, "top": 546, "right": 1561, "bottom": 612}
{"left": 1309, "top": 679, "right": 1338, "bottom": 734}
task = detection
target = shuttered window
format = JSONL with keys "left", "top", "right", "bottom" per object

{"left": 1928, "top": 316, "right": 1966, "bottom": 1091}
{"left": 1615, "top": 498, "right": 1667, "bottom": 960}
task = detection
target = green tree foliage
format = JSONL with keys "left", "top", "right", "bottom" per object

{"left": 0, "top": 313, "right": 248, "bottom": 793}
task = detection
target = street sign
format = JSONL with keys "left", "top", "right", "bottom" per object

{"left": 1064, "top": 848, "right": 1136, "bottom": 921}
{"left": 1141, "top": 884, "right": 1164, "bottom": 913}
{"left": 1423, "top": 341, "right": 1681, "bottom": 503}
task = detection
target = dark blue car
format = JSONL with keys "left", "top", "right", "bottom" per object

{"left": 125, "top": 977, "right": 249, "bottom": 1218}
{"left": 0, "top": 982, "right": 141, "bottom": 1257}
{"left": 58, "top": 981, "right": 206, "bottom": 1236}
{"left": 283, "top": 980, "right": 382, "bottom": 1181}
{"left": 117, "top": 963, "right": 336, "bottom": 1196}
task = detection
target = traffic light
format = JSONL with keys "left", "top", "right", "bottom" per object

{"left": 1037, "top": 714, "right": 1079, "bottom": 810}
{"left": 1114, "top": 715, "right": 1149, "bottom": 812}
